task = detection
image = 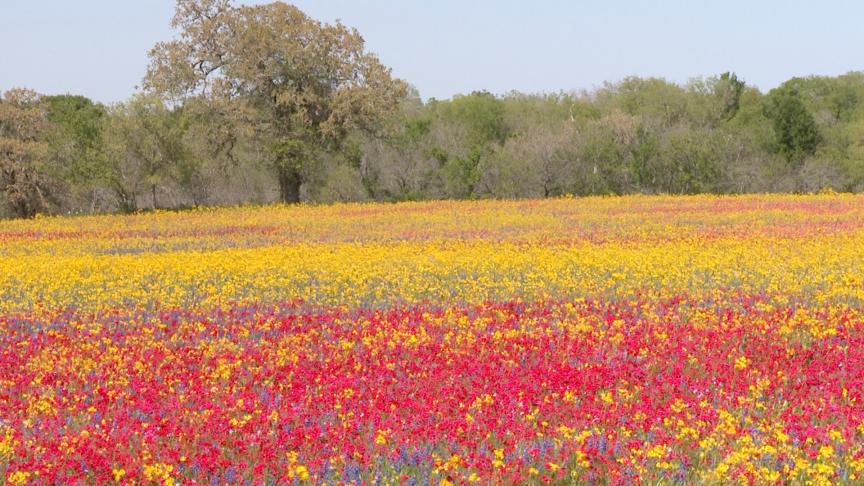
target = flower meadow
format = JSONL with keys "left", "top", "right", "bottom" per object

{"left": 2, "top": 195, "right": 864, "bottom": 485}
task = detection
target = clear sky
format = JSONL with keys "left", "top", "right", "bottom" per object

{"left": 2, "top": 0, "right": 862, "bottom": 103}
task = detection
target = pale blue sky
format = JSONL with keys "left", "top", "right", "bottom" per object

{"left": 1, "top": 1, "right": 862, "bottom": 103}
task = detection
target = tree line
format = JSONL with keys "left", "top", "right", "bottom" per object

{"left": 2, "top": 0, "right": 863, "bottom": 218}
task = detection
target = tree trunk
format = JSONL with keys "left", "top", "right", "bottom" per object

{"left": 277, "top": 165, "right": 302, "bottom": 204}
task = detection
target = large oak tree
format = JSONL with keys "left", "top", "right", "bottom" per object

{"left": 144, "top": 0, "right": 406, "bottom": 203}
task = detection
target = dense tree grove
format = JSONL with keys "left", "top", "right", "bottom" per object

{"left": 1, "top": 2, "right": 864, "bottom": 218}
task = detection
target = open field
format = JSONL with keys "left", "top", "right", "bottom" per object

{"left": 2, "top": 194, "right": 864, "bottom": 484}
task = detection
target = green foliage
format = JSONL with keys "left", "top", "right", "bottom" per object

{"left": 2, "top": 1, "right": 864, "bottom": 219}
{"left": 603, "top": 77, "right": 690, "bottom": 126}
{"left": 717, "top": 72, "right": 746, "bottom": 121}
{"left": 44, "top": 95, "right": 104, "bottom": 152}
{"left": 658, "top": 128, "right": 724, "bottom": 194}
{"left": 436, "top": 91, "right": 509, "bottom": 146}
{"left": 0, "top": 89, "right": 55, "bottom": 217}
{"left": 43, "top": 95, "right": 109, "bottom": 205}
{"left": 428, "top": 91, "right": 509, "bottom": 197}
{"left": 763, "top": 85, "right": 822, "bottom": 166}
{"left": 145, "top": 0, "right": 406, "bottom": 203}
{"left": 103, "top": 95, "right": 197, "bottom": 210}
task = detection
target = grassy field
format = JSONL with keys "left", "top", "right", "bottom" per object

{"left": 2, "top": 194, "right": 864, "bottom": 484}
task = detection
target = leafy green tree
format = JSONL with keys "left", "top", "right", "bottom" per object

{"left": 658, "top": 128, "right": 723, "bottom": 194}
{"left": 501, "top": 92, "right": 595, "bottom": 132}
{"left": 576, "top": 112, "right": 642, "bottom": 194}
{"left": 716, "top": 72, "right": 746, "bottom": 121}
{"left": 430, "top": 91, "right": 508, "bottom": 197}
{"left": 360, "top": 92, "right": 441, "bottom": 201}
{"left": 103, "top": 95, "right": 193, "bottom": 211}
{"left": 829, "top": 83, "right": 860, "bottom": 122}
{"left": 0, "top": 89, "right": 54, "bottom": 217}
{"left": 684, "top": 73, "right": 745, "bottom": 129}
{"left": 763, "top": 85, "right": 821, "bottom": 166}
{"left": 144, "top": 0, "right": 406, "bottom": 203}
{"left": 629, "top": 125, "right": 662, "bottom": 191}
{"left": 478, "top": 123, "right": 576, "bottom": 198}
{"left": 42, "top": 95, "right": 108, "bottom": 211}
{"left": 828, "top": 117, "right": 864, "bottom": 191}
{"left": 600, "top": 77, "right": 690, "bottom": 127}
{"left": 782, "top": 75, "right": 864, "bottom": 124}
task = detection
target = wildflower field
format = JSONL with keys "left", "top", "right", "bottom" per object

{"left": 2, "top": 194, "right": 864, "bottom": 485}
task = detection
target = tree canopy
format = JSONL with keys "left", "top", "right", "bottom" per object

{"left": 144, "top": 0, "right": 406, "bottom": 202}
{"left": 1, "top": 1, "right": 864, "bottom": 218}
